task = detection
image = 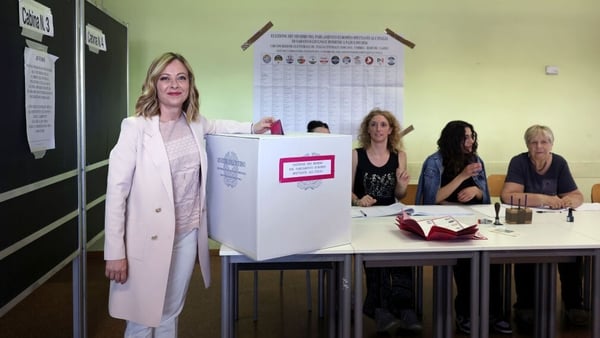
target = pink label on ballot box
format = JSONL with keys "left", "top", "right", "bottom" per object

{"left": 279, "top": 155, "right": 335, "bottom": 183}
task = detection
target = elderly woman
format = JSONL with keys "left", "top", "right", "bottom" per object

{"left": 501, "top": 124, "right": 587, "bottom": 331}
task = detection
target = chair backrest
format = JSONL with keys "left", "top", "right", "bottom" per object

{"left": 487, "top": 174, "right": 506, "bottom": 198}
{"left": 592, "top": 183, "right": 600, "bottom": 203}
{"left": 400, "top": 183, "right": 418, "bottom": 205}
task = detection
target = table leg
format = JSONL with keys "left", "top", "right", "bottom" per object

{"left": 432, "top": 266, "right": 442, "bottom": 338}
{"left": 342, "top": 255, "right": 351, "bottom": 338}
{"left": 221, "top": 256, "right": 231, "bottom": 338}
{"left": 593, "top": 250, "right": 600, "bottom": 338}
{"left": 479, "top": 252, "right": 490, "bottom": 338}
{"left": 354, "top": 254, "right": 363, "bottom": 338}
{"left": 329, "top": 263, "right": 335, "bottom": 338}
{"left": 535, "top": 263, "right": 548, "bottom": 338}
{"left": 444, "top": 265, "right": 453, "bottom": 338}
{"left": 548, "top": 263, "right": 557, "bottom": 338}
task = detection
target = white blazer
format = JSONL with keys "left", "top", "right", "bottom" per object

{"left": 104, "top": 114, "right": 251, "bottom": 326}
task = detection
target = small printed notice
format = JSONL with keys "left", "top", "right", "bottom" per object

{"left": 19, "top": 0, "right": 54, "bottom": 37}
{"left": 279, "top": 155, "right": 335, "bottom": 183}
{"left": 24, "top": 47, "right": 58, "bottom": 156}
{"left": 86, "top": 24, "right": 107, "bottom": 53}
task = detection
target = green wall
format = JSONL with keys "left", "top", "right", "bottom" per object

{"left": 94, "top": 0, "right": 600, "bottom": 200}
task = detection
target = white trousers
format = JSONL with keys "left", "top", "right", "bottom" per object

{"left": 124, "top": 229, "right": 198, "bottom": 338}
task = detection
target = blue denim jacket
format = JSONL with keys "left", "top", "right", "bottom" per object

{"left": 415, "top": 151, "right": 490, "bottom": 205}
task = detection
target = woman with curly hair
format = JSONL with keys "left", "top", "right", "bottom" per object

{"left": 351, "top": 109, "right": 420, "bottom": 334}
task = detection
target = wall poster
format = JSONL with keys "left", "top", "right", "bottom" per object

{"left": 253, "top": 31, "right": 404, "bottom": 138}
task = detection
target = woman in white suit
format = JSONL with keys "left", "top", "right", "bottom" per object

{"left": 104, "top": 52, "right": 273, "bottom": 337}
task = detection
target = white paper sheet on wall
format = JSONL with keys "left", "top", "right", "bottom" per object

{"left": 253, "top": 31, "right": 405, "bottom": 139}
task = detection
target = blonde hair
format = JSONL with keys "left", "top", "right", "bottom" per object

{"left": 524, "top": 124, "right": 554, "bottom": 145}
{"left": 135, "top": 52, "right": 200, "bottom": 122}
{"left": 357, "top": 108, "right": 404, "bottom": 153}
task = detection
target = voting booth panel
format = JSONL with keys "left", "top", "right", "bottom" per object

{"left": 0, "top": 0, "right": 128, "bottom": 320}
{"left": 207, "top": 133, "right": 351, "bottom": 260}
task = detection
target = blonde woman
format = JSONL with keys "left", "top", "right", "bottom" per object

{"left": 104, "top": 52, "right": 272, "bottom": 337}
{"left": 351, "top": 109, "right": 420, "bottom": 334}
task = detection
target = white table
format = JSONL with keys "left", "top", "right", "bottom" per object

{"left": 352, "top": 207, "right": 600, "bottom": 338}
{"left": 473, "top": 206, "right": 600, "bottom": 338}
{"left": 219, "top": 244, "right": 353, "bottom": 338}
{"left": 219, "top": 207, "right": 600, "bottom": 338}
{"left": 555, "top": 210, "right": 600, "bottom": 338}
{"left": 351, "top": 215, "right": 484, "bottom": 338}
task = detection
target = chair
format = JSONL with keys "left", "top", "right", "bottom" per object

{"left": 487, "top": 174, "right": 506, "bottom": 199}
{"left": 591, "top": 183, "right": 600, "bottom": 203}
{"left": 400, "top": 183, "right": 418, "bottom": 205}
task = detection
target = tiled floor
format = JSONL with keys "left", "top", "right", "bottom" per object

{"left": 0, "top": 253, "right": 592, "bottom": 338}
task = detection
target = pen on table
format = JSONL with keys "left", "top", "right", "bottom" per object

{"left": 360, "top": 210, "right": 367, "bottom": 217}
{"left": 536, "top": 208, "right": 566, "bottom": 213}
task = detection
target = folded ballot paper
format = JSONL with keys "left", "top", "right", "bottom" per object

{"left": 351, "top": 202, "right": 413, "bottom": 218}
{"left": 395, "top": 211, "right": 485, "bottom": 240}
{"left": 351, "top": 202, "right": 473, "bottom": 218}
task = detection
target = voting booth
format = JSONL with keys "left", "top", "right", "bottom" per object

{"left": 206, "top": 133, "right": 352, "bottom": 260}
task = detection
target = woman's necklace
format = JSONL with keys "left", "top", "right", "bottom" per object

{"left": 532, "top": 155, "right": 550, "bottom": 173}
{"left": 535, "top": 160, "right": 547, "bottom": 172}
{"left": 366, "top": 147, "right": 390, "bottom": 167}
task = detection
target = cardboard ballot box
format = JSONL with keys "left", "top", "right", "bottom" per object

{"left": 206, "top": 133, "right": 352, "bottom": 261}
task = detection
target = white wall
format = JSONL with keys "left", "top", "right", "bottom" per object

{"left": 92, "top": 0, "right": 600, "bottom": 201}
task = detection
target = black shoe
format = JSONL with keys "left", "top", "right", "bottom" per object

{"left": 374, "top": 308, "right": 401, "bottom": 334}
{"left": 514, "top": 308, "right": 533, "bottom": 333}
{"left": 491, "top": 318, "right": 513, "bottom": 334}
{"left": 396, "top": 308, "right": 422, "bottom": 332}
{"left": 455, "top": 315, "right": 471, "bottom": 334}
{"left": 564, "top": 308, "right": 589, "bottom": 326}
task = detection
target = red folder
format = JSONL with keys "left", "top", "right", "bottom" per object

{"left": 270, "top": 119, "right": 284, "bottom": 135}
{"left": 395, "top": 211, "right": 485, "bottom": 240}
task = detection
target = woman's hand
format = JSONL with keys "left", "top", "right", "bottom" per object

{"left": 105, "top": 259, "right": 128, "bottom": 284}
{"left": 542, "top": 195, "right": 567, "bottom": 209}
{"left": 396, "top": 168, "right": 410, "bottom": 188}
{"left": 457, "top": 186, "right": 480, "bottom": 203}
{"left": 395, "top": 168, "right": 410, "bottom": 199}
{"left": 252, "top": 117, "right": 275, "bottom": 134}
{"left": 459, "top": 162, "right": 482, "bottom": 180}
{"left": 357, "top": 194, "right": 377, "bottom": 207}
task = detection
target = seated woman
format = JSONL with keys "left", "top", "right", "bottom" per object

{"left": 501, "top": 124, "right": 587, "bottom": 331}
{"left": 415, "top": 120, "right": 512, "bottom": 334}
{"left": 351, "top": 108, "right": 421, "bottom": 334}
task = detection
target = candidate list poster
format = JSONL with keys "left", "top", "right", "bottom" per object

{"left": 253, "top": 32, "right": 404, "bottom": 137}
